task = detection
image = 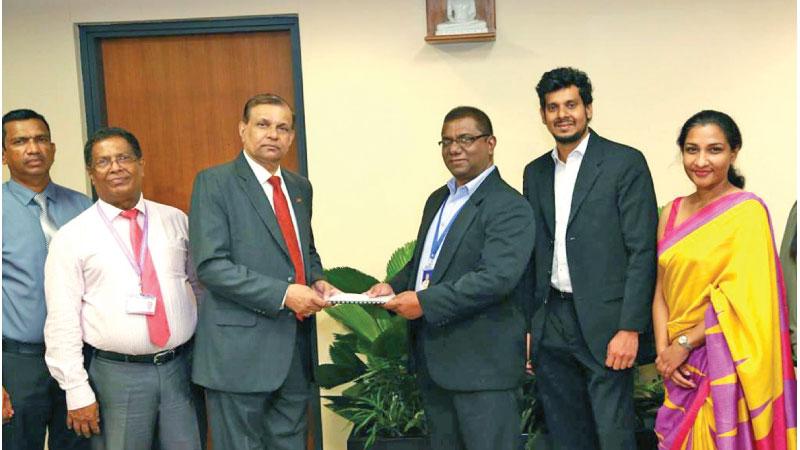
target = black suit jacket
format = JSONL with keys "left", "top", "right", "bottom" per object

{"left": 188, "top": 152, "right": 324, "bottom": 393}
{"left": 390, "top": 169, "right": 535, "bottom": 391}
{"left": 520, "top": 130, "right": 658, "bottom": 365}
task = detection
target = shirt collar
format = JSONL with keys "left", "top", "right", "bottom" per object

{"left": 97, "top": 194, "right": 145, "bottom": 218}
{"left": 243, "top": 150, "right": 283, "bottom": 184}
{"left": 446, "top": 164, "right": 496, "bottom": 195}
{"left": 6, "top": 179, "right": 56, "bottom": 205}
{"left": 550, "top": 132, "right": 590, "bottom": 164}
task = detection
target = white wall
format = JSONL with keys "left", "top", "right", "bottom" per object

{"left": 4, "top": 1, "right": 796, "bottom": 449}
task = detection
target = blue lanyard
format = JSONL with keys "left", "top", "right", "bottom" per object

{"left": 429, "top": 198, "right": 467, "bottom": 260}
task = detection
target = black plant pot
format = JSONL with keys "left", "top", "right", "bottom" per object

{"left": 347, "top": 430, "right": 431, "bottom": 450}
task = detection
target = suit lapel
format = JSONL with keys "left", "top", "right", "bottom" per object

{"left": 233, "top": 153, "right": 290, "bottom": 259}
{"left": 430, "top": 170, "right": 500, "bottom": 283}
{"left": 537, "top": 157, "right": 556, "bottom": 236}
{"left": 567, "top": 132, "right": 603, "bottom": 227}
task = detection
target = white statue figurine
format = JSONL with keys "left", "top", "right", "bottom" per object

{"left": 448, "top": 0, "right": 476, "bottom": 22}
{"left": 436, "top": 0, "right": 489, "bottom": 35}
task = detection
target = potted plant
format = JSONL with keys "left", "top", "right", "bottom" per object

{"left": 317, "top": 242, "right": 429, "bottom": 450}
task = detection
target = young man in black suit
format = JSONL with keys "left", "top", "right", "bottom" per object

{"left": 520, "top": 68, "right": 658, "bottom": 449}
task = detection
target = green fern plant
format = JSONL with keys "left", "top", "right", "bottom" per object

{"left": 316, "top": 241, "right": 427, "bottom": 448}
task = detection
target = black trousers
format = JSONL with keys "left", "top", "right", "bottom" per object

{"left": 2, "top": 340, "right": 90, "bottom": 450}
{"left": 535, "top": 292, "right": 637, "bottom": 450}
{"left": 415, "top": 339, "right": 520, "bottom": 450}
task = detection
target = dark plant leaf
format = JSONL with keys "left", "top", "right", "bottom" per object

{"left": 315, "top": 363, "right": 361, "bottom": 389}
{"left": 371, "top": 315, "right": 409, "bottom": 359}
{"left": 325, "top": 267, "right": 379, "bottom": 293}
{"left": 329, "top": 336, "right": 367, "bottom": 374}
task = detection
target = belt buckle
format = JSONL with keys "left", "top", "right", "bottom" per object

{"left": 153, "top": 349, "right": 175, "bottom": 365}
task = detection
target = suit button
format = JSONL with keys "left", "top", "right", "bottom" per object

{"left": 568, "top": 236, "right": 576, "bottom": 241}
{"left": 288, "top": 277, "right": 294, "bottom": 283}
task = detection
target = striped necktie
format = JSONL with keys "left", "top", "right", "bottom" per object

{"left": 32, "top": 192, "right": 57, "bottom": 247}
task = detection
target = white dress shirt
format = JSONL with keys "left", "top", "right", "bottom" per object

{"left": 243, "top": 151, "right": 303, "bottom": 260}
{"left": 243, "top": 152, "right": 305, "bottom": 305}
{"left": 44, "top": 196, "right": 198, "bottom": 410}
{"left": 415, "top": 165, "right": 496, "bottom": 290}
{"left": 550, "top": 134, "right": 590, "bottom": 292}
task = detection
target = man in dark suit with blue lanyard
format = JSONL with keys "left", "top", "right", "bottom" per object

{"left": 369, "top": 106, "right": 535, "bottom": 450}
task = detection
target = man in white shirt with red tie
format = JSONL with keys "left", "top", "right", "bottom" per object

{"left": 44, "top": 127, "right": 201, "bottom": 449}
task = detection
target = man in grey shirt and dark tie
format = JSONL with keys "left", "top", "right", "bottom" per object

{"left": 2, "top": 109, "right": 92, "bottom": 449}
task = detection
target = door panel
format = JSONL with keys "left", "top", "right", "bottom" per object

{"left": 101, "top": 31, "right": 297, "bottom": 212}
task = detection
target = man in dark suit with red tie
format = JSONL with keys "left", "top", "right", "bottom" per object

{"left": 189, "top": 93, "right": 336, "bottom": 450}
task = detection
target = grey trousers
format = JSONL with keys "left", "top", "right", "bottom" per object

{"left": 205, "top": 337, "right": 311, "bottom": 450}
{"left": 88, "top": 351, "right": 201, "bottom": 450}
{"left": 2, "top": 347, "right": 90, "bottom": 450}
{"left": 535, "top": 294, "right": 637, "bottom": 450}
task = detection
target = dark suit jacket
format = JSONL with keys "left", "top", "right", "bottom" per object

{"left": 390, "top": 169, "right": 535, "bottom": 392}
{"left": 188, "top": 152, "right": 324, "bottom": 393}
{"left": 520, "top": 130, "right": 658, "bottom": 365}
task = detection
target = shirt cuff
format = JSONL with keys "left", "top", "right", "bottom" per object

{"left": 280, "top": 286, "right": 289, "bottom": 309}
{"left": 66, "top": 383, "right": 96, "bottom": 411}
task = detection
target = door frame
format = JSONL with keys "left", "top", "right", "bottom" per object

{"left": 78, "top": 16, "right": 321, "bottom": 450}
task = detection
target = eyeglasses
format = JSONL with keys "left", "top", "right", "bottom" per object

{"left": 92, "top": 154, "right": 138, "bottom": 170}
{"left": 438, "top": 134, "right": 490, "bottom": 149}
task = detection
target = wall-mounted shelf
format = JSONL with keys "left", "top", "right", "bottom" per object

{"left": 425, "top": 0, "right": 496, "bottom": 44}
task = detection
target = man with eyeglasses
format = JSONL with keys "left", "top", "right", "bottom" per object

{"left": 2, "top": 109, "right": 92, "bottom": 450}
{"left": 43, "top": 127, "right": 202, "bottom": 449}
{"left": 367, "top": 106, "right": 534, "bottom": 450}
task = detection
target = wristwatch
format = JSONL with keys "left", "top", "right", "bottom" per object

{"left": 676, "top": 334, "right": 693, "bottom": 351}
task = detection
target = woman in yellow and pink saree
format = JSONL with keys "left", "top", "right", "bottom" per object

{"left": 652, "top": 110, "right": 796, "bottom": 450}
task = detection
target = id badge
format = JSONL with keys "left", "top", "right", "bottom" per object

{"left": 126, "top": 294, "right": 156, "bottom": 315}
{"left": 421, "top": 268, "right": 434, "bottom": 290}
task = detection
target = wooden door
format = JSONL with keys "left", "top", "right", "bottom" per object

{"left": 100, "top": 31, "right": 297, "bottom": 212}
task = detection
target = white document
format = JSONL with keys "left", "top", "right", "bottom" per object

{"left": 328, "top": 293, "right": 393, "bottom": 305}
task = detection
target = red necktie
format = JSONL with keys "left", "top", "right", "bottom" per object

{"left": 121, "top": 209, "right": 171, "bottom": 347}
{"left": 267, "top": 176, "right": 306, "bottom": 321}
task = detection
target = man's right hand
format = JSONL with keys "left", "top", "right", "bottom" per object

{"left": 67, "top": 402, "right": 101, "bottom": 438}
{"left": 284, "top": 284, "right": 327, "bottom": 317}
{"left": 2, "top": 387, "right": 13, "bottom": 423}
{"left": 365, "top": 283, "right": 395, "bottom": 298}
